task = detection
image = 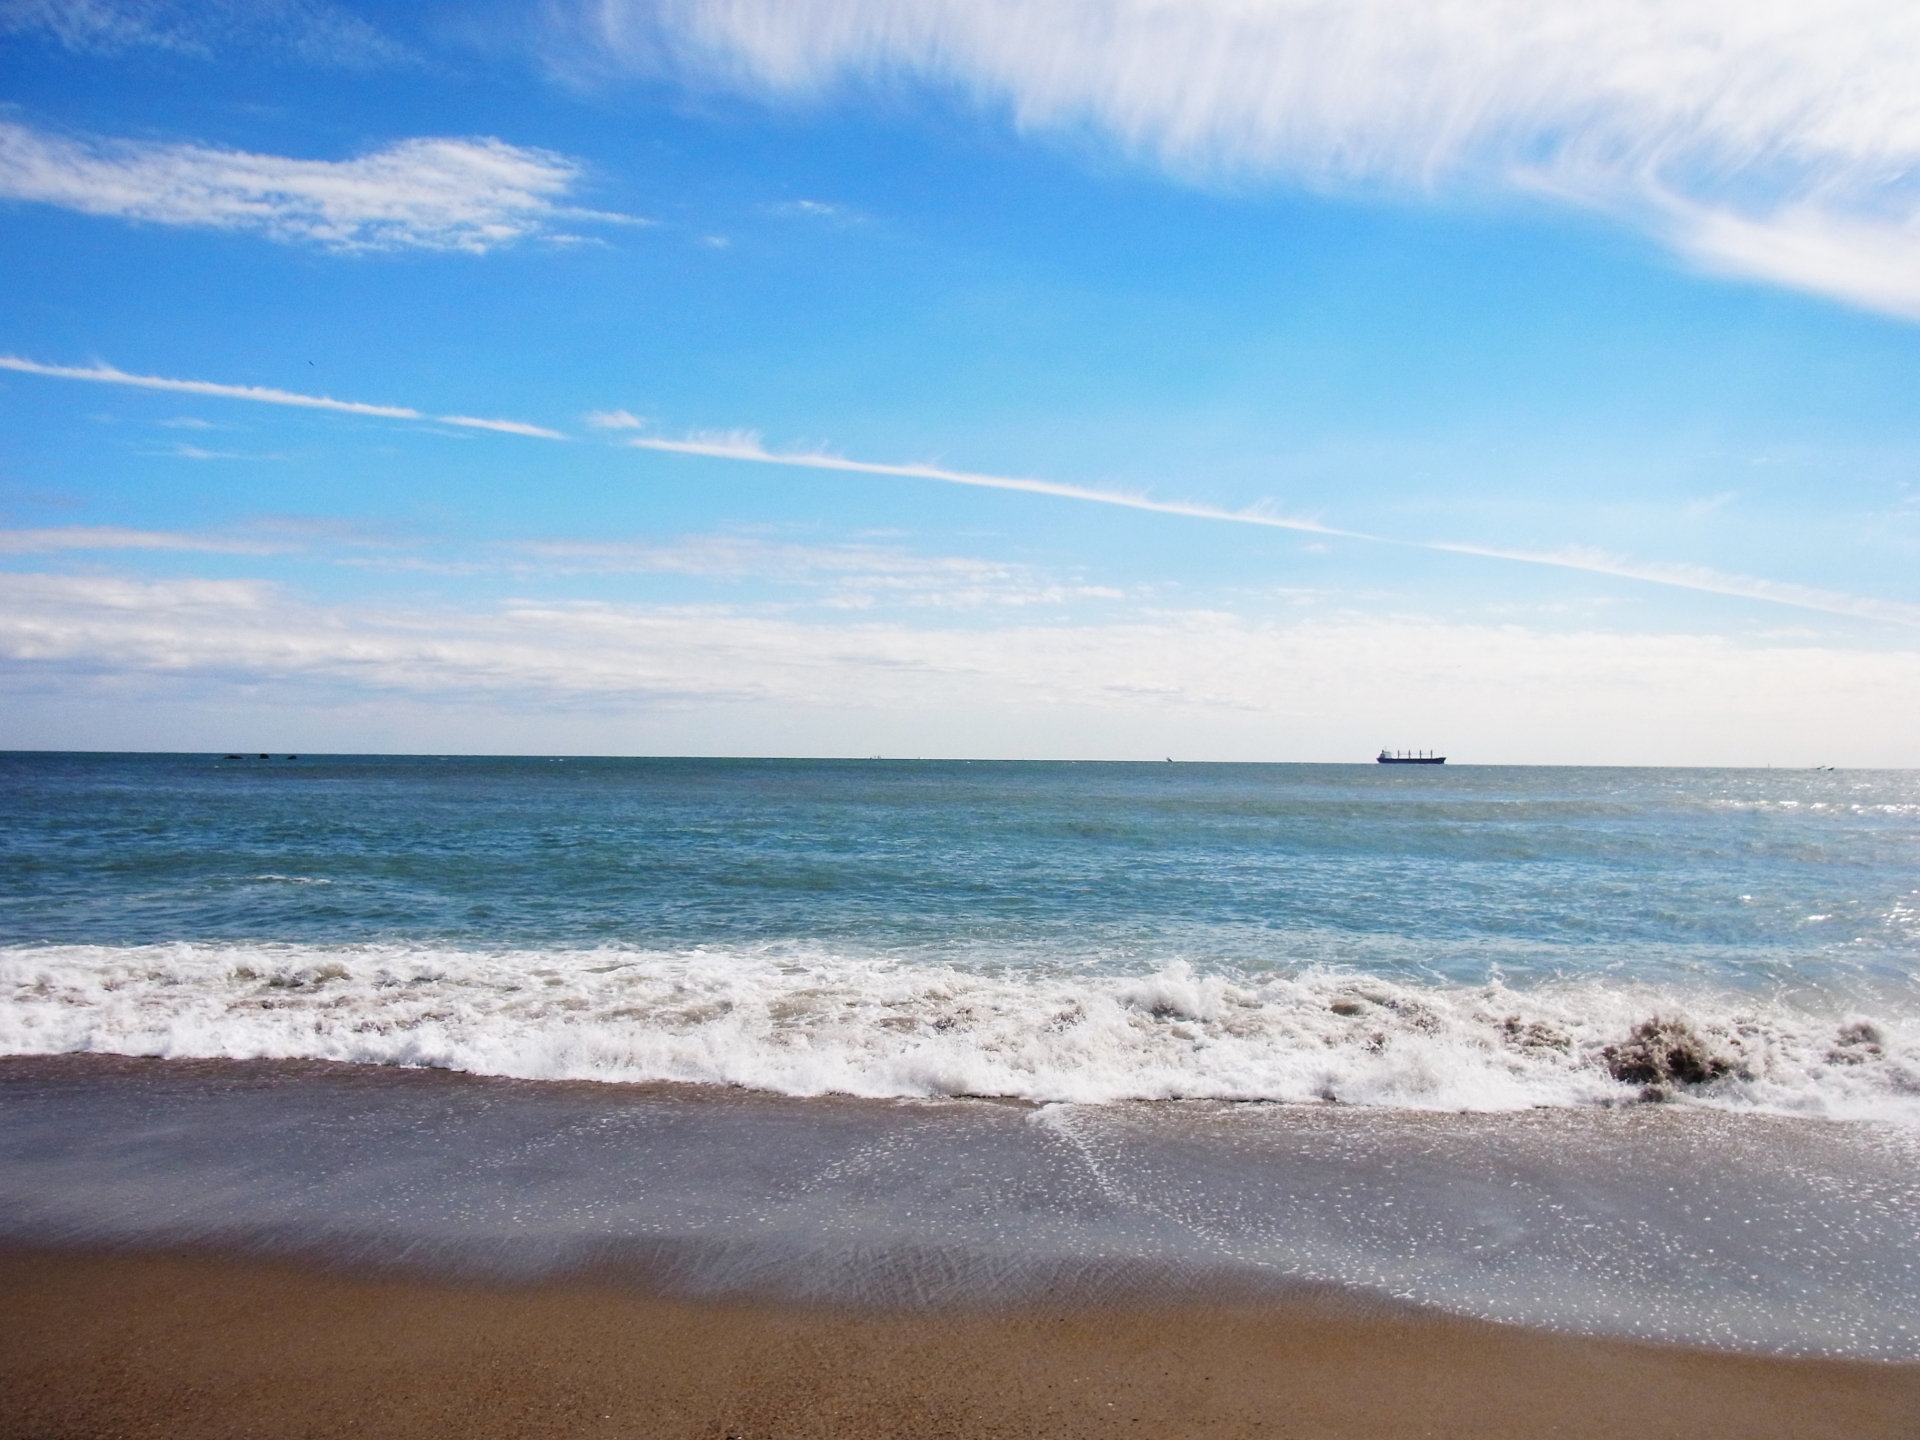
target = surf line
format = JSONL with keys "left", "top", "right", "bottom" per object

{"left": 631, "top": 433, "right": 1920, "bottom": 629}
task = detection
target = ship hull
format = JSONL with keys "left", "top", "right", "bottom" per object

{"left": 1376, "top": 756, "right": 1446, "bottom": 764}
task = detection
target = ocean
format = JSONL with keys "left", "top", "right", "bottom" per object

{"left": 2, "top": 753, "right": 1916, "bottom": 1356}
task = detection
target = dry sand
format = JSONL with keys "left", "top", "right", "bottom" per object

{"left": 1, "top": 1246, "right": 1914, "bottom": 1439}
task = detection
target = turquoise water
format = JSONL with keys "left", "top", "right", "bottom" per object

{"left": 2, "top": 753, "right": 1916, "bottom": 1116}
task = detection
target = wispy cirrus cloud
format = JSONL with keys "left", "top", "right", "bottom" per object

{"left": 433, "top": 414, "right": 570, "bottom": 439}
{"left": 511, "top": 533, "right": 1124, "bottom": 609}
{"left": 0, "top": 0, "right": 405, "bottom": 67}
{"left": 0, "top": 525, "right": 284, "bottom": 555}
{"left": 584, "top": 408, "right": 647, "bottom": 430}
{"left": 1426, "top": 542, "right": 1920, "bottom": 630}
{"left": 0, "top": 122, "right": 633, "bottom": 253}
{"left": 636, "top": 430, "right": 1920, "bottom": 627}
{"left": 14, "top": 340, "right": 1913, "bottom": 626}
{"left": 632, "top": 430, "right": 1348, "bottom": 535}
{"left": 159, "top": 445, "right": 286, "bottom": 461}
{"left": 342, "top": 532, "right": 1123, "bottom": 611}
{"left": 0, "top": 356, "right": 566, "bottom": 439}
{"left": 584, "top": 0, "right": 1920, "bottom": 319}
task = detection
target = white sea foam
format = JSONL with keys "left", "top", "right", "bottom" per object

{"left": 2, "top": 943, "right": 1915, "bottom": 1123}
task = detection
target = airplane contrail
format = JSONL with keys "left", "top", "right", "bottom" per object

{"left": 10, "top": 351, "right": 1913, "bottom": 627}
{"left": 634, "top": 433, "right": 1920, "bottom": 628}
{"left": 0, "top": 356, "right": 566, "bottom": 439}
{"left": 631, "top": 432, "right": 1364, "bottom": 538}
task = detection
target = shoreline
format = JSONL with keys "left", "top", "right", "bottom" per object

{"left": 4, "top": 1244, "right": 1917, "bottom": 1440}
{"left": 3, "top": 1053, "right": 1918, "bottom": 1359}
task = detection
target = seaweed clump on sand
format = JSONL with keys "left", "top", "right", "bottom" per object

{"left": 1602, "top": 1017, "right": 1734, "bottom": 1101}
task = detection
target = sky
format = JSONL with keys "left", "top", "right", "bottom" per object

{"left": 2, "top": 0, "right": 1919, "bottom": 764}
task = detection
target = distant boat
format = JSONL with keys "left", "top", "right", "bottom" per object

{"left": 1377, "top": 749, "right": 1445, "bottom": 765}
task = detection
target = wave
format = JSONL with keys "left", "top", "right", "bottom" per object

{"left": 2, "top": 943, "right": 1915, "bottom": 1123}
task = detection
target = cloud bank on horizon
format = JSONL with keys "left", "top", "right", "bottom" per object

{"left": 592, "top": 0, "right": 1920, "bottom": 319}
{"left": 8, "top": 569, "right": 1916, "bottom": 765}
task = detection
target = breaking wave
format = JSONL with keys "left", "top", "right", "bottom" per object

{"left": 3, "top": 943, "right": 1915, "bottom": 1123}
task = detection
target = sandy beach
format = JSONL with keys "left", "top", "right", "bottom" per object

{"left": 2, "top": 1245, "right": 1914, "bottom": 1440}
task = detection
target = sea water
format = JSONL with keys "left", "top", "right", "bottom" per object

{"left": 2, "top": 754, "right": 1917, "bottom": 1354}
{"left": 4, "top": 754, "right": 1914, "bottom": 1117}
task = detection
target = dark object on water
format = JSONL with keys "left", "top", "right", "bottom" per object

{"left": 1603, "top": 1017, "right": 1733, "bottom": 1096}
{"left": 1377, "top": 750, "right": 1445, "bottom": 764}
{"left": 258, "top": 753, "right": 270, "bottom": 760}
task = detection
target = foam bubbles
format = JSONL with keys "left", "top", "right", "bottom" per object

{"left": 1, "top": 943, "right": 1916, "bottom": 1123}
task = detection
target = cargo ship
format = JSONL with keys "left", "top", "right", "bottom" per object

{"left": 1377, "top": 749, "right": 1445, "bottom": 764}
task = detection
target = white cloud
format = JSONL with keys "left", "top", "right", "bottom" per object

{"left": 162, "top": 444, "right": 287, "bottom": 461}
{"left": 7, "top": 343, "right": 1912, "bottom": 625}
{"left": 584, "top": 408, "right": 647, "bottom": 429}
{"left": 353, "top": 532, "right": 1121, "bottom": 609}
{"left": 13, "top": 345, "right": 1913, "bottom": 626}
{"left": 0, "top": 355, "right": 417, "bottom": 417}
{"left": 1, "top": 570, "right": 1915, "bottom": 763}
{"left": 434, "top": 415, "right": 571, "bottom": 439}
{"left": 633, "top": 430, "right": 1344, "bottom": 533}
{"left": 0, "top": 526, "right": 282, "bottom": 555}
{"left": 593, "top": 0, "right": 1920, "bottom": 318}
{"left": 0, "top": 0, "right": 405, "bottom": 67}
{"left": 0, "top": 356, "right": 566, "bottom": 439}
{"left": 0, "top": 122, "right": 626, "bottom": 253}
{"left": 765, "top": 198, "right": 863, "bottom": 223}
{"left": 512, "top": 533, "right": 1125, "bottom": 608}
{"left": 1426, "top": 542, "right": 1920, "bottom": 629}
{"left": 637, "top": 430, "right": 1920, "bottom": 626}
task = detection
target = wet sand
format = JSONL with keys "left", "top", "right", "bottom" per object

{"left": 7, "top": 1055, "right": 1918, "bottom": 1355}
{"left": 2, "top": 1246, "right": 1914, "bottom": 1440}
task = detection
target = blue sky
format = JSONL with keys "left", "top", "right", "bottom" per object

{"left": 3, "top": 0, "right": 1919, "bottom": 762}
